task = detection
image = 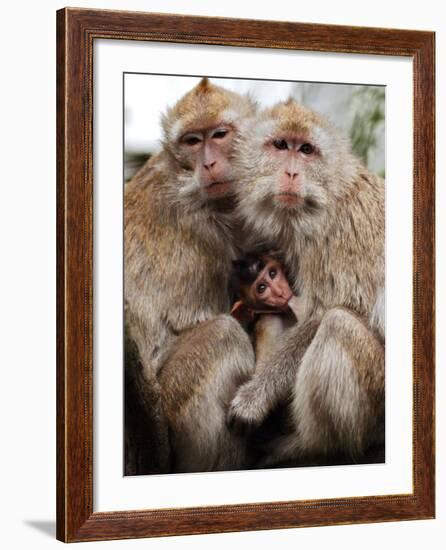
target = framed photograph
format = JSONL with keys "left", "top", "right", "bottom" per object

{"left": 56, "top": 7, "right": 435, "bottom": 542}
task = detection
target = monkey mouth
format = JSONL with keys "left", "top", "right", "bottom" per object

{"left": 206, "top": 180, "right": 233, "bottom": 189}
{"left": 204, "top": 180, "right": 233, "bottom": 197}
{"left": 265, "top": 293, "right": 293, "bottom": 311}
{"left": 279, "top": 294, "right": 294, "bottom": 309}
{"left": 275, "top": 192, "right": 303, "bottom": 207}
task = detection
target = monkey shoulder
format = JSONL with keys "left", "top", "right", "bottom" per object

{"left": 354, "top": 169, "right": 385, "bottom": 219}
{"left": 125, "top": 152, "right": 170, "bottom": 202}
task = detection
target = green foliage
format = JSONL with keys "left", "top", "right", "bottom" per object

{"left": 349, "top": 87, "right": 385, "bottom": 171}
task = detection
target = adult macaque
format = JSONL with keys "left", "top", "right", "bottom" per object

{"left": 228, "top": 99, "right": 385, "bottom": 462}
{"left": 125, "top": 78, "right": 256, "bottom": 473}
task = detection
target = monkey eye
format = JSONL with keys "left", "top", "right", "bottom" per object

{"left": 212, "top": 129, "right": 229, "bottom": 139}
{"left": 182, "top": 135, "right": 202, "bottom": 146}
{"left": 257, "top": 283, "right": 267, "bottom": 294}
{"left": 273, "top": 139, "right": 288, "bottom": 151}
{"left": 269, "top": 269, "right": 277, "bottom": 279}
{"left": 300, "top": 143, "right": 314, "bottom": 155}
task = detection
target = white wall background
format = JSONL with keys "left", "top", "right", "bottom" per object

{"left": 0, "top": 1, "right": 443, "bottom": 549}
{"left": 124, "top": 75, "right": 385, "bottom": 175}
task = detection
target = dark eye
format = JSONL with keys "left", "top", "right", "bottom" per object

{"left": 273, "top": 139, "right": 288, "bottom": 151}
{"left": 183, "top": 136, "right": 201, "bottom": 146}
{"left": 300, "top": 143, "right": 314, "bottom": 155}
{"left": 269, "top": 269, "right": 277, "bottom": 279}
{"left": 257, "top": 283, "right": 267, "bottom": 294}
{"left": 213, "top": 129, "right": 228, "bottom": 139}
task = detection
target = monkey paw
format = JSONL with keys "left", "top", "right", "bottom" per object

{"left": 226, "top": 383, "right": 268, "bottom": 435}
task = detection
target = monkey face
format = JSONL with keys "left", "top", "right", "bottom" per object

{"left": 245, "top": 258, "right": 293, "bottom": 312}
{"left": 161, "top": 78, "right": 257, "bottom": 203}
{"left": 265, "top": 135, "right": 319, "bottom": 208}
{"left": 177, "top": 125, "right": 237, "bottom": 199}
{"left": 235, "top": 100, "right": 357, "bottom": 235}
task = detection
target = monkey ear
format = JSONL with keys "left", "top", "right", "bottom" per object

{"left": 231, "top": 301, "right": 254, "bottom": 323}
{"left": 197, "top": 77, "right": 211, "bottom": 93}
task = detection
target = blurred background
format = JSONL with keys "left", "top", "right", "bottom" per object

{"left": 124, "top": 74, "right": 385, "bottom": 181}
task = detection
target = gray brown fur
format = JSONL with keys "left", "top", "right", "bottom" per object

{"left": 228, "top": 100, "right": 385, "bottom": 461}
{"left": 124, "top": 80, "right": 256, "bottom": 473}
{"left": 158, "top": 316, "right": 254, "bottom": 472}
{"left": 253, "top": 313, "right": 295, "bottom": 365}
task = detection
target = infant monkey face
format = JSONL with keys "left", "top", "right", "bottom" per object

{"left": 249, "top": 258, "right": 293, "bottom": 311}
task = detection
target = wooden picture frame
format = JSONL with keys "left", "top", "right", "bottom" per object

{"left": 56, "top": 7, "right": 435, "bottom": 542}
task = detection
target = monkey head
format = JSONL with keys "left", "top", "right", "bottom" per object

{"left": 231, "top": 254, "right": 293, "bottom": 321}
{"left": 162, "top": 78, "right": 256, "bottom": 202}
{"left": 235, "top": 99, "right": 359, "bottom": 235}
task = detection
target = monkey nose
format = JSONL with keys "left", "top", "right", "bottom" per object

{"left": 204, "top": 160, "right": 216, "bottom": 170}
{"left": 275, "top": 289, "right": 284, "bottom": 298}
{"left": 286, "top": 171, "right": 299, "bottom": 180}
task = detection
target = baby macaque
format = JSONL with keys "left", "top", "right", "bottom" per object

{"left": 230, "top": 253, "right": 303, "bottom": 364}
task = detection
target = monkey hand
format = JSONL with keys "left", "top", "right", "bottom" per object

{"left": 226, "top": 380, "right": 270, "bottom": 435}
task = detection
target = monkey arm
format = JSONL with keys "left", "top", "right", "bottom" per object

{"left": 289, "top": 307, "right": 385, "bottom": 458}
{"left": 158, "top": 315, "right": 256, "bottom": 472}
{"left": 231, "top": 300, "right": 256, "bottom": 323}
{"left": 227, "top": 319, "right": 319, "bottom": 434}
{"left": 254, "top": 314, "right": 287, "bottom": 364}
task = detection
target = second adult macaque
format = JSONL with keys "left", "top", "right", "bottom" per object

{"left": 228, "top": 99, "right": 385, "bottom": 462}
